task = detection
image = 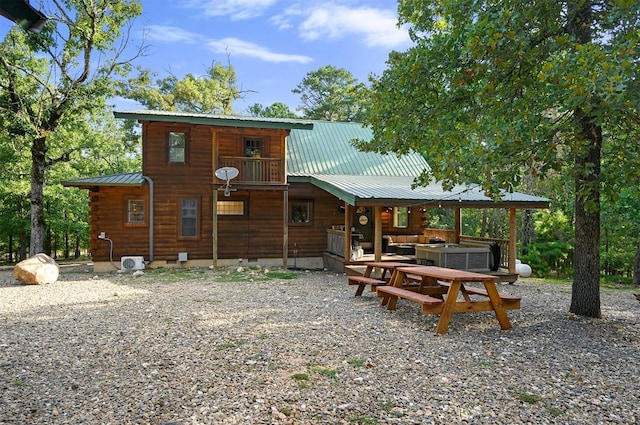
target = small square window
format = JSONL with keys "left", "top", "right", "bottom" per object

{"left": 127, "top": 199, "right": 145, "bottom": 224}
{"left": 244, "top": 137, "right": 262, "bottom": 157}
{"left": 290, "top": 200, "right": 312, "bottom": 224}
{"left": 393, "top": 207, "right": 408, "bottom": 228}
{"left": 169, "top": 132, "right": 186, "bottom": 163}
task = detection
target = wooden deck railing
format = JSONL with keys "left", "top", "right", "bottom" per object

{"left": 218, "top": 157, "right": 283, "bottom": 183}
{"left": 459, "top": 236, "right": 510, "bottom": 268}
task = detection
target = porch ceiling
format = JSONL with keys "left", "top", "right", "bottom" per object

{"left": 289, "top": 174, "right": 550, "bottom": 209}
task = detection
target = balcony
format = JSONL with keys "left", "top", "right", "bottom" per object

{"left": 218, "top": 156, "right": 283, "bottom": 184}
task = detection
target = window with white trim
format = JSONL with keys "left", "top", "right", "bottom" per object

{"left": 393, "top": 207, "right": 409, "bottom": 228}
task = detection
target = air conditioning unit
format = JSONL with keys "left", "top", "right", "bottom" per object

{"left": 121, "top": 256, "right": 145, "bottom": 271}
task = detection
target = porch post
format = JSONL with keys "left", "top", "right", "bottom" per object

{"left": 374, "top": 206, "right": 382, "bottom": 261}
{"left": 212, "top": 128, "right": 218, "bottom": 269}
{"left": 509, "top": 208, "right": 517, "bottom": 274}
{"left": 344, "top": 203, "right": 353, "bottom": 262}
{"left": 454, "top": 208, "right": 462, "bottom": 243}
{"left": 283, "top": 190, "right": 288, "bottom": 269}
{"left": 212, "top": 190, "right": 218, "bottom": 269}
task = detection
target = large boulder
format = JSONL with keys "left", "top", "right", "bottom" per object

{"left": 13, "top": 253, "right": 60, "bottom": 285}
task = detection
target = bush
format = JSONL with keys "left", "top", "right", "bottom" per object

{"left": 520, "top": 241, "right": 573, "bottom": 278}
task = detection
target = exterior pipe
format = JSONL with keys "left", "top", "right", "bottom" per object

{"left": 142, "top": 175, "right": 154, "bottom": 262}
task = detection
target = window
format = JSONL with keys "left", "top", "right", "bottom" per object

{"left": 393, "top": 207, "right": 408, "bottom": 228}
{"left": 290, "top": 200, "right": 312, "bottom": 224}
{"left": 126, "top": 199, "right": 145, "bottom": 225}
{"left": 217, "top": 200, "right": 245, "bottom": 216}
{"left": 168, "top": 132, "right": 186, "bottom": 163}
{"left": 244, "top": 137, "right": 262, "bottom": 157}
{"left": 180, "top": 199, "right": 198, "bottom": 237}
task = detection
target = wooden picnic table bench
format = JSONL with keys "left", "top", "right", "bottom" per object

{"left": 347, "top": 261, "right": 419, "bottom": 296}
{"left": 437, "top": 281, "right": 521, "bottom": 309}
{"left": 379, "top": 265, "right": 520, "bottom": 334}
{"left": 376, "top": 286, "right": 444, "bottom": 314}
{"left": 348, "top": 275, "right": 386, "bottom": 296}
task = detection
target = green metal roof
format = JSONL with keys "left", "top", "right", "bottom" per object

{"left": 62, "top": 117, "right": 549, "bottom": 209}
{"left": 113, "top": 110, "right": 314, "bottom": 130}
{"left": 62, "top": 172, "right": 144, "bottom": 188}
{"left": 289, "top": 174, "right": 549, "bottom": 208}
{"left": 287, "top": 121, "right": 428, "bottom": 176}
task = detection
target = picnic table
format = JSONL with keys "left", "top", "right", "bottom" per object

{"left": 347, "top": 261, "right": 418, "bottom": 296}
{"left": 377, "top": 265, "right": 520, "bottom": 334}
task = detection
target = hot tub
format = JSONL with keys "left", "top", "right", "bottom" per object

{"left": 415, "top": 244, "right": 491, "bottom": 271}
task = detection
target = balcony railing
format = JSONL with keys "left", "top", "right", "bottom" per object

{"left": 218, "top": 156, "right": 283, "bottom": 184}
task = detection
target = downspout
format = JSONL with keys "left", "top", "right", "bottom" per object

{"left": 142, "top": 175, "right": 154, "bottom": 262}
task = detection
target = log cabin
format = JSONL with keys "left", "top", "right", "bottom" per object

{"left": 63, "top": 110, "right": 549, "bottom": 274}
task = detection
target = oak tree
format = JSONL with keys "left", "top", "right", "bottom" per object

{"left": 247, "top": 102, "right": 298, "bottom": 118}
{"left": 293, "top": 65, "right": 369, "bottom": 122}
{"left": 0, "top": 0, "right": 144, "bottom": 255}
{"left": 121, "top": 60, "right": 241, "bottom": 114}
{"left": 358, "top": 0, "right": 640, "bottom": 317}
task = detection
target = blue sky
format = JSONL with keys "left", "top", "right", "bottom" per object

{"left": 1, "top": 0, "right": 413, "bottom": 115}
{"left": 132, "top": 0, "right": 412, "bottom": 114}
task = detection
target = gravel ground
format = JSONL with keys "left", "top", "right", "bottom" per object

{"left": 1, "top": 265, "right": 639, "bottom": 425}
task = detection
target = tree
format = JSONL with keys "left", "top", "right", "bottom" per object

{"left": 358, "top": 1, "right": 640, "bottom": 317}
{"left": 247, "top": 102, "right": 298, "bottom": 118}
{"left": 292, "top": 65, "right": 369, "bottom": 121}
{"left": 0, "top": 0, "right": 144, "bottom": 256}
{"left": 121, "top": 60, "right": 242, "bottom": 114}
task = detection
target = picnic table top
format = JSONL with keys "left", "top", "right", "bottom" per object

{"left": 394, "top": 265, "right": 498, "bottom": 282}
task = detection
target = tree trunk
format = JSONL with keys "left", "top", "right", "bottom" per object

{"left": 8, "top": 235, "right": 14, "bottom": 263}
{"left": 567, "top": 0, "right": 601, "bottom": 318}
{"left": 65, "top": 228, "right": 70, "bottom": 259}
{"left": 75, "top": 235, "right": 81, "bottom": 259}
{"left": 19, "top": 229, "right": 28, "bottom": 261}
{"left": 480, "top": 209, "right": 487, "bottom": 237}
{"left": 570, "top": 110, "right": 602, "bottom": 318}
{"left": 521, "top": 209, "right": 534, "bottom": 255}
{"left": 633, "top": 241, "right": 640, "bottom": 286}
{"left": 30, "top": 136, "right": 47, "bottom": 256}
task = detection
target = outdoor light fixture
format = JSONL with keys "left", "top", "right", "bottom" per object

{"left": 0, "top": 0, "right": 47, "bottom": 33}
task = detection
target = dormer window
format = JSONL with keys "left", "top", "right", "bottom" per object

{"left": 244, "top": 137, "right": 262, "bottom": 158}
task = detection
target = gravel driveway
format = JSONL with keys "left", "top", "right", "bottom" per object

{"left": 1, "top": 266, "right": 638, "bottom": 424}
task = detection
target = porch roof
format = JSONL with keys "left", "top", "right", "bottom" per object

{"left": 288, "top": 174, "right": 549, "bottom": 209}
{"left": 61, "top": 172, "right": 144, "bottom": 188}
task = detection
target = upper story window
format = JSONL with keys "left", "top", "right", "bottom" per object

{"left": 393, "top": 207, "right": 409, "bottom": 228}
{"left": 244, "top": 137, "right": 262, "bottom": 158}
{"left": 168, "top": 132, "right": 186, "bottom": 163}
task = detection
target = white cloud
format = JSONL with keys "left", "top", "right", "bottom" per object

{"left": 207, "top": 37, "right": 313, "bottom": 63}
{"left": 144, "top": 24, "right": 312, "bottom": 64}
{"left": 183, "top": 0, "right": 278, "bottom": 20}
{"left": 283, "top": 2, "right": 411, "bottom": 49}
{"left": 144, "top": 25, "right": 203, "bottom": 43}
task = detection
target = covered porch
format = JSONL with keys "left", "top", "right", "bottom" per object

{"left": 296, "top": 174, "right": 549, "bottom": 280}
